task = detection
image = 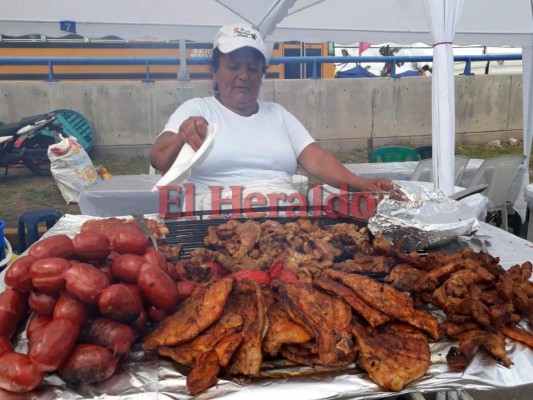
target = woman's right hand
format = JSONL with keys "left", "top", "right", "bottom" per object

{"left": 179, "top": 117, "right": 208, "bottom": 151}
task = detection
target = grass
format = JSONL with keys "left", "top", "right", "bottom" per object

{"left": 0, "top": 144, "right": 529, "bottom": 231}
{"left": 0, "top": 156, "right": 149, "bottom": 230}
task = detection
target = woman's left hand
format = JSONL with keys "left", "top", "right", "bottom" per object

{"left": 368, "top": 178, "right": 395, "bottom": 191}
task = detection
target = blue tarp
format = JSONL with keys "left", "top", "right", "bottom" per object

{"left": 335, "top": 65, "right": 377, "bottom": 78}
{"left": 336, "top": 66, "right": 421, "bottom": 79}
{"left": 392, "top": 70, "right": 421, "bottom": 78}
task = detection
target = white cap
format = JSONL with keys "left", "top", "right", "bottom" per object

{"left": 213, "top": 23, "right": 269, "bottom": 64}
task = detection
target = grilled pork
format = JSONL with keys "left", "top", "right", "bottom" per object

{"left": 352, "top": 322, "right": 431, "bottom": 392}
{"left": 142, "top": 277, "right": 234, "bottom": 350}
{"left": 277, "top": 281, "right": 355, "bottom": 367}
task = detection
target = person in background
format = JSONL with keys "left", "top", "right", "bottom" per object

{"left": 150, "top": 23, "right": 394, "bottom": 209}
{"left": 420, "top": 65, "right": 432, "bottom": 76}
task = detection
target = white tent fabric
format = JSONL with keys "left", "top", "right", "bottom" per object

{"left": 0, "top": 0, "right": 531, "bottom": 202}
{"left": 422, "top": 0, "right": 464, "bottom": 195}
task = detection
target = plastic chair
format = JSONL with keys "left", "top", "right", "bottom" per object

{"left": 410, "top": 155, "right": 471, "bottom": 185}
{"left": 465, "top": 154, "right": 526, "bottom": 231}
{"left": 370, "top": 146, "right": 420, "bottom": 163}
{"left": 17, "top": 209, "right": 63, "bottom": 253}
{"left": 453, "top": 155, "right": 470, "bottom": 185}
{"left": 414, "top": 145, "right": 432, "bottom": 160}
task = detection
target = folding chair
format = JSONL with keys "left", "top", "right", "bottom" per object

{"left": 465, "top": 154, "right": 526, "bottom": 231}
{"left": 414, "top": 145, "right": 432, "bottom": 160}
{"left": 370, "top": 146, "right": 420, "bottom": 163}
{"left": 411, "top": 155, "right": 471, "bottom": 186}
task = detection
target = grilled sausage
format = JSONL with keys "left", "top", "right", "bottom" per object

{"left": 137, "top": 264, "right": 179, "bottom": 310}
{"left": 53, "top": 292, "right": 87, "bottom": 328}
{"left": 98, "top": 283, "right": 143, "bottom": 323}
{"left": 81, "top": 318, "right": 135, "bottom": 356}
{"left": 0, "top": 337, "right": 13, "bottom": 357}
{"left": 28, "top": 290, "right": 58, "bottom": 316}
{"left": 26, "top": 313, "right": 52, "bottom": 341}
{"left": 29, "top": 257, "right": 71, "bottom": 293}
{"left": 107, "top": 225, "right": 149, "bottom": 255}
{"left": 58, "top": 344, "right": 118, "bottom": 385}
{"left": 111, "top": 254, "right": 146, "bottom": 283}
{"left": 28, "top": 319, "right": 80, "bottom": 372}
{"left": 65, "top": 263, "right": 110, "bottom": 305}
{"left": 28, "top": 234, "right": 75, "bottom": 260}
{"left": 0, "top": 352, "right": 44, "bottom": 393}
{"left": 0, "top": 288, "right": 28, "bottom": 337}
{"left": 73, "top": 231, "right": 111, "bottom": 260}
{"left": 4, "top": 255, "right": 36, "bottom": 292}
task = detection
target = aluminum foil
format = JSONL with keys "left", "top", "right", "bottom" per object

{"left": 2, "top": 214, "right": 533, "bottom": 400}
{"left": 368, "top": 181, "right": 480, "bottom": 252}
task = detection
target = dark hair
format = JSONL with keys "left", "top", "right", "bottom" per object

{"left": 422, "top": 65, "right": 430, "bottom": 71}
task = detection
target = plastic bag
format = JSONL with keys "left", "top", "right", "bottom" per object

{"left": 48, "top": 135, "right": 102, "bottom": 203}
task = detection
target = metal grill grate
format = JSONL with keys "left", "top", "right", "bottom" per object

{"left": 162, "top": 207, "right": 366, "bottom": 260}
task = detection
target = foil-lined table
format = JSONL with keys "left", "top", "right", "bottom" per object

{"left": 524, "top": 183, "right": 533, "bottom": 242}
{"left": 1, "top": 214, "right": 533, "bottom": 400}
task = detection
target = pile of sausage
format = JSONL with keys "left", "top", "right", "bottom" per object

{"left": 0, "top": 224, "right": 206, "bottom": 393}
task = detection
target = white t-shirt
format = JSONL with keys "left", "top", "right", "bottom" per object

{"left": 163, "top": 97, "right": 315, "bottom": 190}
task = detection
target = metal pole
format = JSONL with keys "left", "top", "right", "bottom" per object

{"left": 178, "top": 39, "right": 189, "bottom": 80}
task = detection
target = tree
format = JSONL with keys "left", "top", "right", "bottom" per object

{"left": 379, "top": 44, "right": 404, "bottom": 76}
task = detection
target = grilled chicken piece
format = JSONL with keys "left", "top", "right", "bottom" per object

{"left": 313, "top": 277, "right": 392, "bottom": 327}
{"left": 186, "top": 349, "right": 220, "bottom": 395}
{"left": 279, "top": 343, "right": 321, "bottom": 366}
{"left": 333, "top": 255, "right": 395, "bottom": 274}
{"left": 372, "top": 235, "right": 427, "bottom": 270}
{"left": 226, "top": 279, "right": 267, "bottom": 377}
{"left": 352, "top": 322, "right": 431, "bottom": 392}
{"left": 277, "top": 281, "right": 355, "bottom": 367}
{"left": 157, "top": 312, "right": 243, "bottom": 367}
{"left": 384, "top": 263, "right": 424, "bottom": 291}
{"left": 184, "top": 333, "right": 244, "bottom": 395}
{"left": 142, "top": 277, "right": 234, "bottom": 350}
{"left": 454, "top": 329, "right": 513, "bottom": 368}
{"left": 325, "top": 270, "right": 440, "bottom": 340}
{"left": 262, "top": 301, "right": 312, "bottom": 357}
{"left": 440, "top": 321, "right": 480, "bottom": 337}
{"left": 501, "top": 325, "right": 533, "bottom": 348}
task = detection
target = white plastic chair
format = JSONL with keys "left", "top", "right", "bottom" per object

{"left": 411, "top": 155, "right": 471, "bottom": 185}
{"left": 465, "top": 154, "right": 526, "bottom": 231}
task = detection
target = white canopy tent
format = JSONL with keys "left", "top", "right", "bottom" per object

{"left": 0, "top": 0, "right": 531, "bottom": 198}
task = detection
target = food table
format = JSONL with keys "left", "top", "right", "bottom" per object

{"left": 317, "top": 181, "right": 491, "bottom": 221}
{"left": 525, "top": 183, "right": 533, "bottom": 241}
{"left": 78, "top": 174, "right": 309, "bottom": 218}
{"left": 344, "top": 160, "right": 528, "bottom": 221}
{"left": 79, "top": 174, "right": 162, "bottom": 217}
{"left": 1, "top": 214, "right": 532, "bottom": 399}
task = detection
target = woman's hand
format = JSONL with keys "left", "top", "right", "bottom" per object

{"left": 179, "top": 117, "right": 208, "bottom": 151}
{"left": 367, "top": 178, "right": 395, "bottom": 191}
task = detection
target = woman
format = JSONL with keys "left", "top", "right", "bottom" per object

{"left": 150, "top": 23, "right": 393, "bottom": 210}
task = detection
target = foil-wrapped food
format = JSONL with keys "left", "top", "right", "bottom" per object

{"left": 368, "top": 181, "right": 480, "bottom": 251}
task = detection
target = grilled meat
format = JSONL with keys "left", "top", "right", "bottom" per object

{"left": 501, "top": 325, "right": 533, "bottom": 348}
{"left": 262, "top": 300, "right": 312, "bottom": 357}
{"left": 157, "top": 312, "right": 243, "bottom": 367}
{"left": 384, "top": 263, "right": 424, "bottom": 291}
{"left": 277, "top": 281, "right": 355, "bottom": 367}
{"left": 333, "top": 255, "right": 395, "bottom": 274}
{"left": 325, "top": 269, "right": 440, "bottom": 340}
{"left": 352, "top": 322, "right": 431, "bottom": 392}
{"left": 142, "top": 277, "right": 234, "bottom": 350}
{"left": 226, "top": 279, "right": 267, "bottom": 377}
{"left": 81, "top": 216, "right": 168, "bottom": 238}
{"left": 313, "top": 277, "right": 392, "bottom": 327}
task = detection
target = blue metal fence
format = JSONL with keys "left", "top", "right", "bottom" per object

{"left": 0, "top": 53, "right": 522, "bottom": 82}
